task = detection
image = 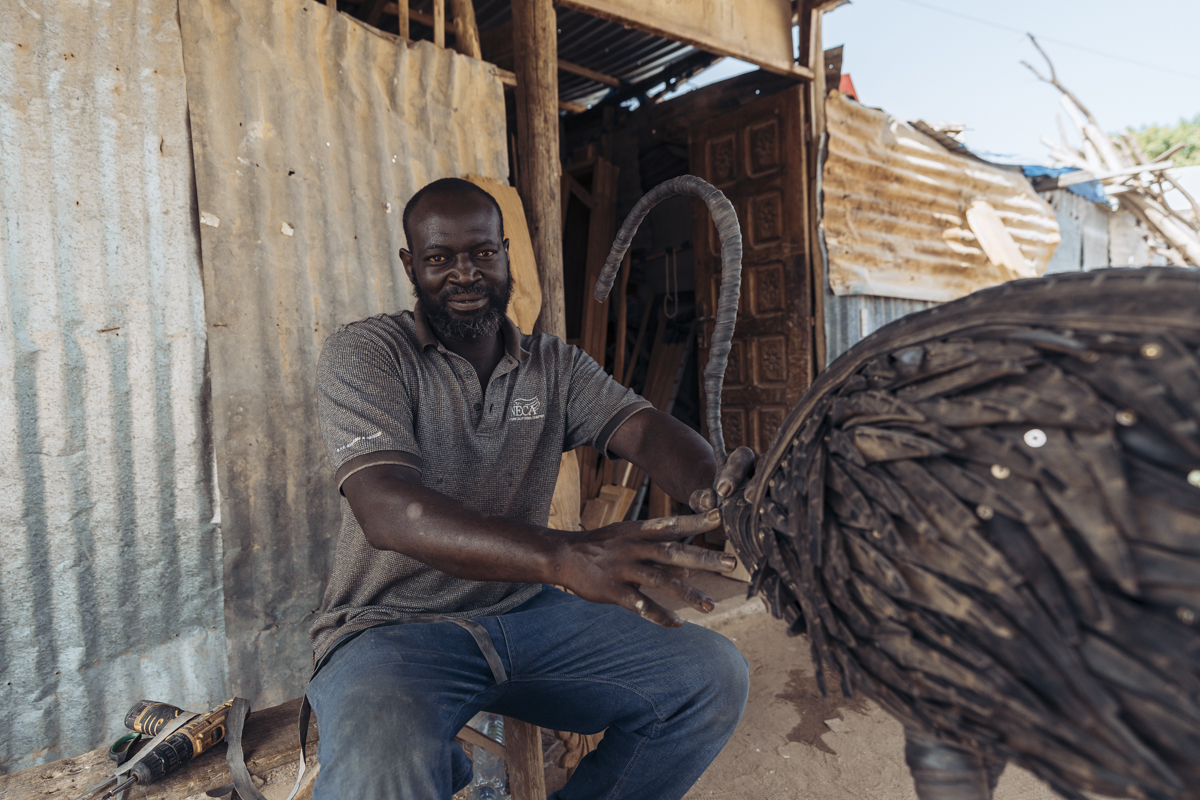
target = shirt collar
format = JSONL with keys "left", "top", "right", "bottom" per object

{"left": 413, "top": 304, "right": 530, "bottom": 364}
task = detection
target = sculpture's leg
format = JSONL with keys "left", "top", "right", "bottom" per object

{"left": 904, "top": 729, "right": 1002, "bottom": 800}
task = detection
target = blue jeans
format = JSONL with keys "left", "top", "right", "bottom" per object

{"left": 306, "top": 586, "right": 749, "bottom": 800}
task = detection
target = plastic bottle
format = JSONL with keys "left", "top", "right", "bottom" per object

{"left": 467, "top": 712, "right": 510, "bottom": 800}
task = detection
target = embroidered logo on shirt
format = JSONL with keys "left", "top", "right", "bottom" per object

{"left": 510, "top": 397, "right": 544, "bottom": 421}
{"left": 335, "top": 430, "right": 383, "bottom": 452}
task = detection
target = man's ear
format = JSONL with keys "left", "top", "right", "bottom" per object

{"left": 502, "top": 238, "right": 510, "bottom": 254}
{"left": 399, "top": 248, "right": 414, "bottom": 282}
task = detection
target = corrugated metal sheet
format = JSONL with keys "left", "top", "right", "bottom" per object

{"left": 0, "top": 0, "right": 227, "bottom": 771}
{"left": 822, "top": 92, "right": 1061, "bottom": 303}
{"left": 178, "top": 0, "right": 510, "bottom": 706}
{"left": 1043, "top": 188, "right": 1112, "bottom": 273}
{"left": 823, "top": 290, "right": 935, "bottom": 367}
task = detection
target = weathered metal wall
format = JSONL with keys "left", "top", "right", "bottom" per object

{"left": 822, "top": 93, "right": 1060, "bottom": 303}
{"left": 1043, "top": 189, "right": 1111, "bottom": 274}
{"left": 823, "top": 288, "right": 935, "bottom": 367}
{"left": 0, "top": 0, "right": 227, "bottom": 772}
{"left": 178, "top": 0, "right": 510, "bottom": 705}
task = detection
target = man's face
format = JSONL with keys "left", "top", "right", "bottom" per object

{"left": 400, "top": 192, "right": 512, "bottom": 342}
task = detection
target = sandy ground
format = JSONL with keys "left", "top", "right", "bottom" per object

{"left": 249, "top": 573, "right": 1065, "bottom": 800}
{"left": 682, "top": 601, "right": 1060, "bottom": 800}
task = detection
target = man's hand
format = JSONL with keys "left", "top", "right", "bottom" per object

{"left": 688, "top": 446, "right": 756, "bottom": 513}
{"left": 553, "top": 509, "right": 737, "bottom": 628}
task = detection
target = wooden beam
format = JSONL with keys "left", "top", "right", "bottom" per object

{"left": 491, "top": 67, "right": 585, "bottom": 113}
{"left": 1, "top": 698, "right": 317, "bottom": 800}
{"left": 432, "top": 0, "right": 445, "bottom": 47}
{"left": 449, "top": 0, "right": 481, "bottom": 58}
{"left": 558, "top": 59, "right": 621, "bottom": 88}
{"left": 580, "top": 157, "right": 620, "bottom": 367}
{"left": 397, "top": 0, "right": 408, "bottom": 38}
{"left": 613, "top": 252, "right": 630, "bottom": 384}
{"left": 366, "top": 0, "right": 390, "bottom": 26}
{"left": 505, "top": 718, "right": 547, "bottom": 800}
{"left": 556, "top": 0, "right": 813, "bottom": 80}
{"left": 512, "top": 0, "right": 566, "bottom": 338}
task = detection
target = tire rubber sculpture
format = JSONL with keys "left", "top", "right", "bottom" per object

{"left": 596, "top": 177, "right": 1200, "bottom": 800}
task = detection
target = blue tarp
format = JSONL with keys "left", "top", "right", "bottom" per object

{"left": 1022, "top": 165, "right": 1107, "bottom": 205}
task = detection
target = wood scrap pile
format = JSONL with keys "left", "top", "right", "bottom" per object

{"left": 1024, "top": 35, "right": 1200, "bottom": 266}
{"left": 726, "top": 267, "right": 1200, "bottom": 800}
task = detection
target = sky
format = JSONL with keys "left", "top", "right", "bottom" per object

{"left": 669, "top": 0, "right": 1200, "bottom": 165}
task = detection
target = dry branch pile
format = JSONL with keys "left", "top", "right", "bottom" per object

{"left": 1024, "top": 36, "right": 1200, "bottom": 266}
{"left": 726, "top": 268, "right": 1200, "bottom": 800}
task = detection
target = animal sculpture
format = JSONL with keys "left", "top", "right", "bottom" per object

{"left": 596, "top": 176, "right": 1200, "bottom": 800}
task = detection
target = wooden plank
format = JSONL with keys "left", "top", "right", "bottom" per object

{"left": 581, "top": 485, "right": 637, "bottom": 529}
{"left": 580, "top": 158, "right": 620, "bottom": 367}
{"left": 433, "top": 0, "right": 445, "bottom": 47}
{"left": 504, "top": 718, "right": 547, "bottom": 800}
{"left": 548, "top": 451, "right": 583, "bottom": 531}
{"left": 559, "top": 59, "right": 621, "bottom": 88}
{"left": 366, "top": 0, "right": 390, "bottom": 26}
{"left": 622, "top": 297, "right": 653, "bottom": 386}
{"left": 10, "top": 702, "right": 546, "bottom": 800}
{"left": 556, "top": 0, "right": 812, "bottom": 80}
{"left": 1, "top": 698, "right": 315, "bottom": 800}
{"left": 465, "top": 175, "right": 542, "bottom": 334}
{"left": 449, "top": 0, "right": 481, "bottom": 58}
{"left": 512, "top": 0, "right": 566, "bottom": 338}
{"left": 613, "top": 253, "right": 631, "bottom": 388}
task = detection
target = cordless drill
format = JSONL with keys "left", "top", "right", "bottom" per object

{"left": 101, "top": 699, "right": 233, "bottom": 798}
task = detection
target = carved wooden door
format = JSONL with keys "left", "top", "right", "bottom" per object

{"left": 690, "top": 85, "right": 812, "bottom": 456}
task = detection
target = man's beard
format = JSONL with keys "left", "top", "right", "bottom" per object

{"left": 415, "top": 274, "right": 514, "bottom": 341}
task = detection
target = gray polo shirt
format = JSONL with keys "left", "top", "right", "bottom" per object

{"left": 310, "top": 307, "right": 650, "bottom": 663}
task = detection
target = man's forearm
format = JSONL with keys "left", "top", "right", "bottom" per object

{"left": 344, "top": 465, "right": 563, "bottom": 584}
{"left": 612, "top": 410, "right": 718, "bottom": 505}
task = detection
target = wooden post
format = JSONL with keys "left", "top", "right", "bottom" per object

{"left": 450, "top": 0, "right": 481, "bottom": 59}
{"left": 807, "top": 3, "right": 828, "bottom": 374}
{"left": 504, "top": 717, "right": 547, "bottom": 800}
{"left": 512, "top": 0, "right": 565, "bottom": 339}
{"left": 397, "top": 0, "right": 409, "bottom": 39}
{"left": 433, "top": 0, "right": 445, "bottom": 47}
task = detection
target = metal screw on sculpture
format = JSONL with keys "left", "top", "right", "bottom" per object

{"left": 597, "top": 182, "right": 1200, "bottom": 800}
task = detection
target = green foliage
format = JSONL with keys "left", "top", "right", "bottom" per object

{"left": 1127, "top": 115, "right": 1200, "bottom": 166}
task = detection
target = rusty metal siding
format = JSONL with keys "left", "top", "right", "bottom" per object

{"left": 822, "top": 93, "right": 1060, "bottom": 303}
{"left": 0, "top": 0, "right": 227, "bottom": 772}
{"left": 178, "top": 0, "right": 510, "bottom": 706}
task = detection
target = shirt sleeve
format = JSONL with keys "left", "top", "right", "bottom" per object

{"left": 562, "top": 345, "right": 653, "bottom": 456}
{"left": 316, "top": 325, "right": 423, "bottom": 490}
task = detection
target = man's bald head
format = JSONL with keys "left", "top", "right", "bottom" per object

{"left": 402, "top": 178, "right": 504, "bottom": 250}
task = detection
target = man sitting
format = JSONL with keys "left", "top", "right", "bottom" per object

{"left": 307, "top": 177, "right": 753, "bottom": 799}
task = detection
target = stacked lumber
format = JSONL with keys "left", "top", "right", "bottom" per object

{"left": 1024, "top": 36, "right": 1200, "bottom": 265}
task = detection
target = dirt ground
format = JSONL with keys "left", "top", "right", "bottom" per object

{"left": 681, "top": 597, "right": 1060, "bottom": 800}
